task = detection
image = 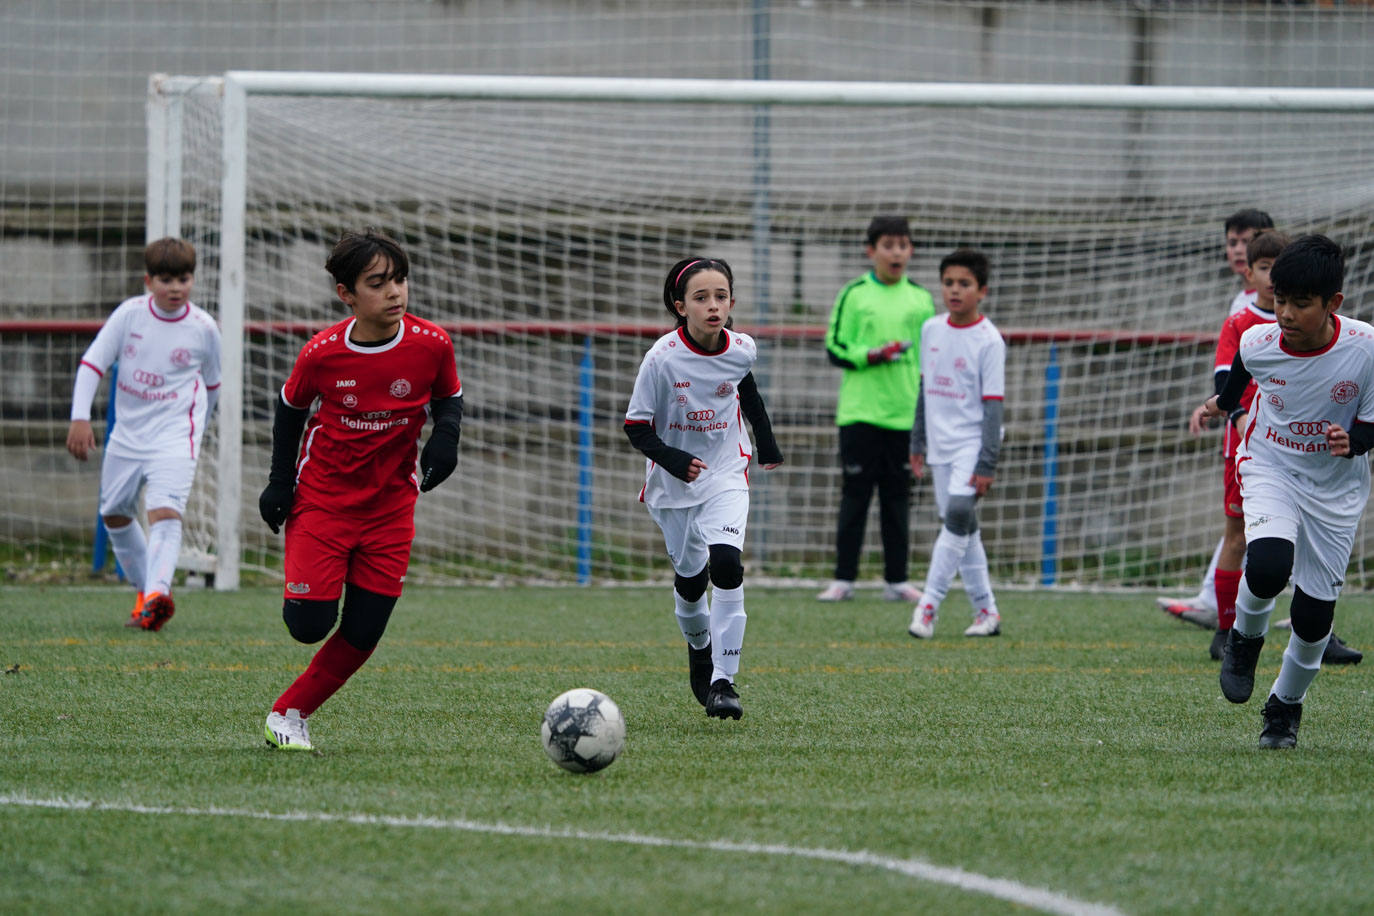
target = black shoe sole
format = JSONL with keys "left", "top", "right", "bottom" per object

{"left": 705, "top": 703, "right": 743, "bottom": 720}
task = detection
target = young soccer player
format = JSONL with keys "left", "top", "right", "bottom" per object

{"left": 1159, "top": 208, "right": 1272, "bottom": 623}
{"left": 906, "top": 248, "right": 1005, "bottom": 639}
{"left": 817, "top": 216, "right": 935, "bottom": 603}
{"left": 624, "top": 257, "right": 783, "bottom": 720}
{"left": 258, "top": 229, "right": 462, "bottom": 751}
{"left": 1201, "top": 234, "right": 1374, "bottom": 748}
{"left": 66, "top": 237, "right": 222, "bottom": 631}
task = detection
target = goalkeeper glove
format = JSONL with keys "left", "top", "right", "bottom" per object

{"left": 867, "top": 340, "right": 912, "bottom": 365}
{"left": 258, "top": 480, "right": 294, "bottom": 534}
{"left": 419, "top": 427, "right": 460, "bottom": 492}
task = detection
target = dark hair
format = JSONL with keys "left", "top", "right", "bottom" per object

{"left": 938, "top": 248, "right": 990, "bottom": 288}
{"left": 662, "top": 257, "right": 734, "bottom": 326}
{"left": 325, "top": 228, "right": 409, "bottom": 292}
{"left": 1224, "top": 208, "right": 1274, "bottom": 235}
{"left": 866, "top": 216, "right": 911, "bottom": 247}
{"left": 1246, "top": 229, "right": 1290, "bottom": 266}
{"left": 1270, "top": 234, "right": 1344, "bottom": 302}
{"left": 145, "top": 237, "right": 196, "bottom": 277}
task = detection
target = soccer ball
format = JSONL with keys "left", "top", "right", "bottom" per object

{"left": 540, "top": 688, "right": 625, "bottom": 773}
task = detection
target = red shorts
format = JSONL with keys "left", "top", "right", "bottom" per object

{"left": 1223, "top": 456, "right": 1243, "bottom": 519}
{"left": 282, "top": 504, "right": 414, "bottom": 600}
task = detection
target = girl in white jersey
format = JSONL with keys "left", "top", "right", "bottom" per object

{"left": 624, "top": 257, "right": 783, "bottom": 720}
{"left": 66, "top": 238, "right": 222, "bottom": 631}
{"left": 1202, "top": 234, "right": 1374, "bottom": 749}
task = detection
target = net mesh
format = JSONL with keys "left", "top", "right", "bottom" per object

{"left": 166, "top": 83, "right": 1374, "bottom": 586}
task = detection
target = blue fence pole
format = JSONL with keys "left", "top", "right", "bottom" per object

{"left": 1040, "top": 345, "right": 1060, "bottom": 586}
{"left": 91, "top": 363, "right": 124, "bottom": 581}
{"left": 576, "top": 336, "right": 595, "bottom": 586}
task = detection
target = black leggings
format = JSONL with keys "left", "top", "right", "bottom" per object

{"left": 282, "top": 584, "right": 397, "bottom": 651}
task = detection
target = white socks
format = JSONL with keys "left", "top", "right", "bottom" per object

{"left": 708, "top": 584, "right": 746, "bottom": 683}
{"left": 922, "top": 527, "right": 970, "bottom": 611}
{"left": 674, "top": 591, "right": 711, "bottom": 651}
{"left": 1233, "top": 575, "right": 1274, "bottom": 638}
{"left": 1271, "top": 630, "right": 1330, "bottom": 705}
{"left": 105, "top": 520, "right": 148, "bottom": 593}
{"left": 145, "top": 517, "right": 183, "bottom": 596}
{"left": 958, "top": 532, "right": 998, "bottom": 616}
{"left": 1196, "top": 535, "right": 1224, "bottom": 610}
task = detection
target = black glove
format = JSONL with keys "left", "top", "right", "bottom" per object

{"left": 258, "top": 480, "right": 294, "bottom": 534}
{"left": 419, "top": 427, "right": 459, "bottom": 492}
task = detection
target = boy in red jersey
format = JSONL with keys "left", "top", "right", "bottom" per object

{"left": 258, "top": 229, "right": 462, "bottom": 750}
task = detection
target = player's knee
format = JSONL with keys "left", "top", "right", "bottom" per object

{"left": 338, "top": 586, "right": 397, "bottom": 652}
{"left": 675, "top": 566, "right": 709, "bottom": 603}
{"left": 1289, "top": 587, "right": 1336, "bottom": 643}
{"left": 943, "top": 496, "right": 979, "bottom": 536}
{"left": 707, "top": 544, "right": 743, "bottom": 590}
{"left": 282, "top": 598, "right": 339, "bottom": 644}
{"left": 1243, "top": 538, "right": 1293, "bottom": 600}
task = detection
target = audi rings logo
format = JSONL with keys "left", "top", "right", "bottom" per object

{"left": 132, "top": 369, "right": 165, "bottom": 386}
{"left": 1288, "top": 420, "right": 1330, "bottom": 437}
{"left": 686, "top": 409, "right": 716, "bottom": 422}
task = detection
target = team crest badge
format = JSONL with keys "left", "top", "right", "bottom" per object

{"left": 715, "top": 382, "right": 734, "bottom": 397}
{"left": 1268, "top": 394, "right": 1284, "bottom": 411}
{"left": 342, "top": 393, "right": 358, "bottom": 408}
{"left": 1331, "top": 380, "right": 1358, "bottom": 404}
{"left": 170, "top": 347, "right": 192, "bottom": 368}
{"left": 123, "top": 344, "right": 137, "bottom": 359}
{"left": 389, "top": 379, "right": 412, "bottom": 398}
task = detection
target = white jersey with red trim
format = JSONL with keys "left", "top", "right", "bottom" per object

{"left": 1228, "top": 287, "right": 1257, "bottom": 316}
{"left": 918, "top": 314, "right": 1006, "bottom": 466}
{"left": 76, "top": 294, "right": 222, "bottom": 460}
{"left": 1236, "top": 314, "right": 1374, "bottom": 510}
{"left": 625, "top": 326, "right": 757, "bottom": 509}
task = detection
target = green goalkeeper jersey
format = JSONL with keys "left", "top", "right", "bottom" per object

{"left": 824, "top": 271, "right": 935, "bottom": 430}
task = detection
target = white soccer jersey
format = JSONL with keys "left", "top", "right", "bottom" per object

{"left": 1228, "top": 287, "right": 1257, "bottom": 316}
{"left": 76, "top": 294, "right": 223, "bottom": 460}
{"left": 625, "top": 326, "right": 758, "bottom": 509}
{"left": 1236, "top": 314, "right": 1374, "bottom": 513}
{"left": 918, "top": 314, "right": 1006, "bottom": 466}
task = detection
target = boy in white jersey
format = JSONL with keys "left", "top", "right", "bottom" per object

{"left": 907, "top": 249, "right": 1006, "bottom": 639}
{"left": 625, "top": 257, "right": 782, "bottom": 720}
{"left": 66, "top": 237, "right": 222, "bottom": 630}
{"left": 1160, "top": 208, "right": 1274, "bottom": 624}
{"left": 1201, "top": 234, "right": 1374, "bottom": 748}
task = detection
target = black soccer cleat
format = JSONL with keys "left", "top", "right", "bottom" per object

{"left": 1219, "top": 630, "right": 1264, "bottom": 704}
{"left": 705, "top": 679, "right": 743, "bottom": 720}
{"left": 688, "top": 642, "right": 713, "bottom": 706}
{"left": 1209, "top": 629, "right": 1228, "bottom": 661}
{"left": 1258, "top": 694, "right": 1302, "bottom": 749}
{"left": 1323, "top": 634, "right": 1363, "bottom": 666}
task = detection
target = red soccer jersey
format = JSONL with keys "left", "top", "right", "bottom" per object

{"left": 282, "top": 314, "right": 461, "bottom": 516}
{"left": 1214, "top": 301, "right": 1275, "bottom": 457}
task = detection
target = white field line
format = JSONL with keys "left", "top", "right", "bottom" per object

{"left": 1, "top": 793, "right": 1123, "bottom": 916}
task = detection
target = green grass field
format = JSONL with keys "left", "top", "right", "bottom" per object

{"left": 2, "top": 584, "right": 1371, "bottom": 914}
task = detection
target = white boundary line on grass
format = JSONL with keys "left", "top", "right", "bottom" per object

{"left": 1, "top": 793, "right": 1121, "bottom": 915}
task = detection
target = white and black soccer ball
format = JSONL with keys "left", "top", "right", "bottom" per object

{"left": 540, "top": 688, "right": 625, "bottom": 774}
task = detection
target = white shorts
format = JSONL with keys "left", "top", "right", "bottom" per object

{"left": 647, "top": 489, "right": 749, "bottom": 577}
{"left": 98, "top": 452, "right": 197, "bottom": 518}
{"left": 1241, "top": 469, "right": 1362, "bottom": 601}
{"left": 929, "top": 454, "right": 978, "bottom": 521}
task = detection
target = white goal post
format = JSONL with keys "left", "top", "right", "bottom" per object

{"left": 148, "top": 72, "right": 1374, "bottom": 591}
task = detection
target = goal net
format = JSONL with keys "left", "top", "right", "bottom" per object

{"left": 152, "top": 73, "right": 1374, "bottom": 590}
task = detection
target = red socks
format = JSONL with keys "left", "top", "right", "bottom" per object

{"left": 1215, "top": 568, "right": 1242, "bottom": 632}
{"left": 273, "top": 631, "right": 373, "bottom": 717}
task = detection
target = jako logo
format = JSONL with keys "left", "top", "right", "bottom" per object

{"left": 132, "top": 369, "right": 164, "bottom": 386}
{"left": 673, "top": 380, "right": 691, "bottom": 388}
{"left": 336, "top": 379, "right": 357, "bottom": 387}
{"left": 1287, "top": 420, "right": 1329, "bottom": 436}
{"left": 687, "top": 409, "right": 716, "bottom": 421}
{"left": 721, "top": 525, "right": 739, "bottom": 535}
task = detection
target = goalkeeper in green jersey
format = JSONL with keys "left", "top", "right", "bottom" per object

{"left": 817, "top": 216, "right": 935, "bottom": 603}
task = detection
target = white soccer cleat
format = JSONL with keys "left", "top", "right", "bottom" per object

{"left": 883, "top": 581, "right": 922, "bottom": 602}
{"left": 265, "top": 708, "right": 313, "bottom": 751}
{"left": 964, "top": 610, "right": 1002, "bottom": 637}
{"left": 1154, "top": 594, "right": 1209, "bottom": 613}
{"left": 817, "top": 580, "right": 855, "bottom": 602}
{"left": 908, "top": 602, "right": 937, "bottom": 639}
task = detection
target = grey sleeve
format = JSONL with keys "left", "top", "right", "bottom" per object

{"left": 909, "top": 380, "right": 926, "bottom": 454}
{"left": 973, "top": 398, "right": 1003, "bottom": 477}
